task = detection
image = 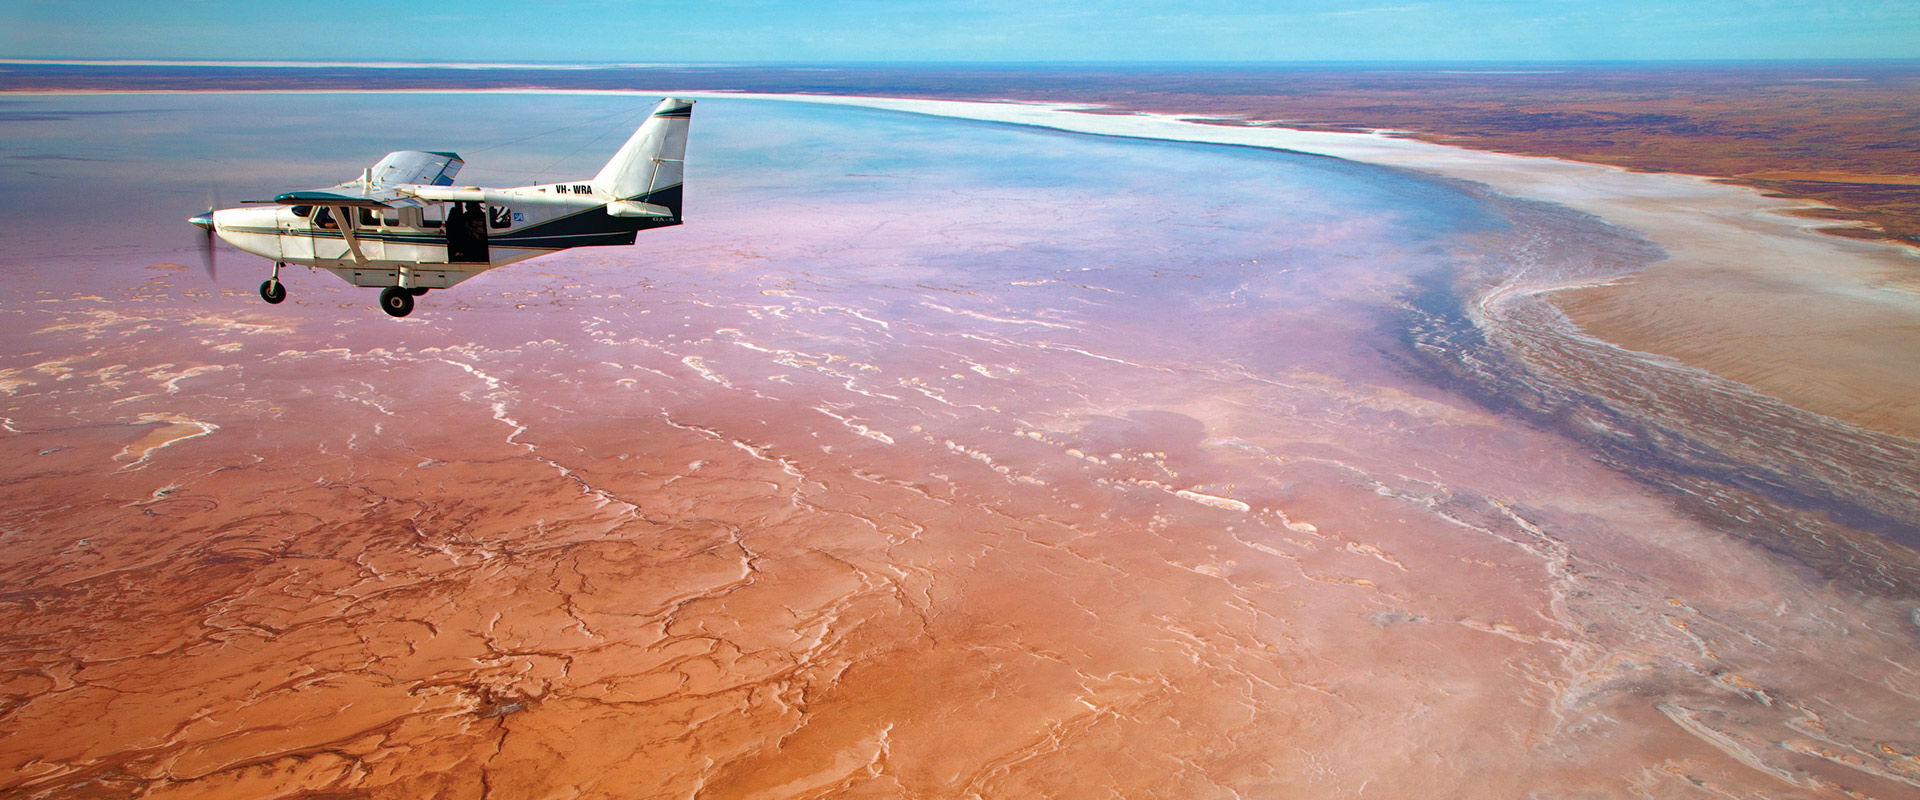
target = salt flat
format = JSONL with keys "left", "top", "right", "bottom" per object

{"left": 0, "top": 92, "right": 1915, "bottom": 799}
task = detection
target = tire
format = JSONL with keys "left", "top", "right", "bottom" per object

{"left": 378, "top": 286, "right": 414, "bottom": 318}
{"left": 259, "top": 279, "right": 286, "bottom": 304}
{"left": 408, "top": 287, "right": 429, "bottom": 297}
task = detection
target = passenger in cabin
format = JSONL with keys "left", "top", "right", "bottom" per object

{"left": 444, "top": 201, "right": 489, "bottom": 263}
{"left": 462, "top": 202, "right": 486, "bottom": 242}
{"left": 315, "top": 207, "right": 338, "bottom": 230}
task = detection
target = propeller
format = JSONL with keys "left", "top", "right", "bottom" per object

{"left": 189, "top": 188, "right": 218, "bottom": 283}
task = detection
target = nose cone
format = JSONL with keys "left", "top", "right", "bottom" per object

{"left": 189, "top": 211, "right": 214, "bottom": 231}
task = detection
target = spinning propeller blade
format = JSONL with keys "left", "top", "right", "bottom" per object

{"left": 190, "top": 189, "right": 218, "bottom": 282}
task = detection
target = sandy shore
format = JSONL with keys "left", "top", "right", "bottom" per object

{"left": 681, "top": 91, "right": 1920, "bottom": 440}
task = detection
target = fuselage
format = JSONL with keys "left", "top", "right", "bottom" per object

{"left": 210, "top": 182, "right": 681, "bottom": 290}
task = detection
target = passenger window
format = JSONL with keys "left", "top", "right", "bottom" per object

{"left": 419, "top": 204, "right": 444, "bottom": 229}
{"left": 490, "top": 205, "right": 512, "bottom": 229}
{"left": 314, "top": 207, "right": 338, "bottom": 230}
{"left": 360, "top": 208, "right": 381, "bottom": 226}
{"left": 382, "top": 208, "right": 401, "bottom": 226}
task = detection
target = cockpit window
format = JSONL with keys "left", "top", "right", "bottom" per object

{"left": 314, "top": 206, "right": 338, "bottom": 230}
{"left": 291, "top": 205, "right": 313, "bottom": 218}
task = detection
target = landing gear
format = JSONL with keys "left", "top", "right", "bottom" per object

{"left": 378, "top": 286, "right": 415, "bottom": 318}
{"left": 259, "top": 261, "right": 286, "bottom": 304}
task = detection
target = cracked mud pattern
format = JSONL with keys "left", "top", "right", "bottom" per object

{"left": 2, "top": 94, "right": 1918, "bottom": 798}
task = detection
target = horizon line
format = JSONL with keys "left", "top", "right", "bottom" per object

{"left": 7, "top": 57, "right": 1920, "bottom": 70}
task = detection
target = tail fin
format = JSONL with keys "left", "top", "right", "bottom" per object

{"left": 592, "top": 97, "right": 693, "bottom": 216}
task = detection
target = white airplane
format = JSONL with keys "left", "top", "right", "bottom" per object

{"left": 189, "top": 97, "right": 693, "bottom": 317}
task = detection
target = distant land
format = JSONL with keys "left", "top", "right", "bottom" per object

{"left": 5, "top": 60, "right": 1918, "bottom": 247}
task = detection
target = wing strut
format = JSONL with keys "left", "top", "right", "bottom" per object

{"left": 330, "top": 206, "right": 369, "bottom": 265}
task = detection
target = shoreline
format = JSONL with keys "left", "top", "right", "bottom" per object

{"left": 709, "top": 91, "right": 1920, "bottom": 440}
{"left": 15, "top": 87, "right": 1917, "bottom": 438}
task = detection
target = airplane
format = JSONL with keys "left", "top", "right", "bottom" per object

{"left": 189, "top": 97, "right": 693, "bottom": 317}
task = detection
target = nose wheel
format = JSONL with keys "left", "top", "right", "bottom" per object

{"left": 379, "top": 286, "right": 415, "bottom": 318}
{"left": 259, "top": 262, "right": 287, "bottom": 304}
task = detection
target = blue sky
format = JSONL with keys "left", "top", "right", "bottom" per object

{"left": 2, "top": 1, "right": 1915, "bottom": 62}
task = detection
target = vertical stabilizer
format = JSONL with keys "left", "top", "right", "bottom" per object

{"left": 592, "top": 98, "right": 693, "bottom": 216}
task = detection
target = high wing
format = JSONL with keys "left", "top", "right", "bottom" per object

{"left": 367, "top": 150, "right": 463, "bottom": 187}
{"left": 269, "top": 150, "right": 464, "bottom": 208}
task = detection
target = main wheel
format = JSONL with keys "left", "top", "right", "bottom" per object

{"left": 259, "top": 279, "right": 286, "bottom": 304}
{"left": 378, "top": 286, "right": 414, "bottom": 318}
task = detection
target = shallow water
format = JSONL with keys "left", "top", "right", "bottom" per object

{"left": 2, "top": 92, "right": 1917, "bottom": 798}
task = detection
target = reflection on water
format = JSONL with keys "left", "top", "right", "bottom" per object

{"left": 2, "top": 92, "right": 1917, "bottom": 798}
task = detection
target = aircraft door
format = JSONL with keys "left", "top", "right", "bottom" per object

{"left": 446, "top": 201, "right": 489, "bottom": 263}
{"left": 276, "top": 205, "right": 314, "bottom": 260}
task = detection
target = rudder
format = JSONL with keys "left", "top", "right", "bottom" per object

{"left": 591, "top": 98, "right": 693, "bottom": 215}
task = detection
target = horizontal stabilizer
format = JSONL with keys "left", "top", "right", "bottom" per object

{"left": 606, "top": 200, "right": 675, "bottom": 218}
